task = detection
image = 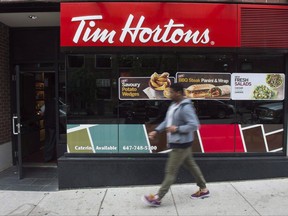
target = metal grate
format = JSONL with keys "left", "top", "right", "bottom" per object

{"left": 241, "top": 7, "right": 288, "bottom": 48}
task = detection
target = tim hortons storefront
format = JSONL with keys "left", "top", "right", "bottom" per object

{"left": 58, "top": 2, "right": 288, "bottom": 189}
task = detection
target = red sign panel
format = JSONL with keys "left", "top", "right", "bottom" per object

{"left": 61, "top": 2, "right": 238, "bottom": 47}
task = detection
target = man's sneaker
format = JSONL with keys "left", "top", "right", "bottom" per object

{"left": 142, "top": 194, "right": 161, "bottom": 207}
{"left": 191, "top": 189, "right": 210, "bottom": 199}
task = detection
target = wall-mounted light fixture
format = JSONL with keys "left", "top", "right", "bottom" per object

{"left": 28, "top": 15, "right": 38, "bottom": 20}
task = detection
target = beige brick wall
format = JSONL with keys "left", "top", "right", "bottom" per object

{"left": 0, "top": 22, "right": 11, "bottom": 145}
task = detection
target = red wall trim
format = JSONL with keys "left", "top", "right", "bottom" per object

{"left": 60, "top": 2, "right": 288, "bottom": 48}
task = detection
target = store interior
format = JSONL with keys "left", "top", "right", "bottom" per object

{"left": 20, "top": 72, "right": 56, "bottom": 163}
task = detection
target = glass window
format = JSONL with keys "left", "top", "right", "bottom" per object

{"left": 178, "top": 54, "right": 234, "bottom": 72}
{"left": 67, "top": 54, "right": 117, "bottom": 122}
{"left": 234, "top": 100, "right": 284, "bottom": 153}
{"left": 194, "top": 100, "right": 236, "bottom": 124}
{"left": 119, "top": 54, "right": 177, "bottom": 77}
{"left": 119, "top": 55, "right": 134, "bottom": 68}
{"left": 64, "top": 53, "right": 285, "bottom": 155}
{"left": 95, "top": 55, "right": 112, "bottom": 68}
{"left": 234, "top": 54, "right": 285, "bottom": 153}
{"left": 141, "top": 56, "right": 160, "bottom": 68}
{"left": 67, "top": 55, "right": 85, "bottom": 68}
{"left": 238, "top": 55, "right": 284, "bottom": 73}
{"left": 58, "top": 63, "right": 67, "bottom": 144}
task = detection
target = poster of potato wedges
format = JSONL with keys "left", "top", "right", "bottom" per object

{"left": 119, "top": 72, "right": 175, "bottom": 100}
{"left": 176, "top": 72, "right": 231, "bottom": 99}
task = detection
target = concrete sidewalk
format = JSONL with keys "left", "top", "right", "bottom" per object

{"left": 0, "top": 178, "right": 287, "bottom": 216}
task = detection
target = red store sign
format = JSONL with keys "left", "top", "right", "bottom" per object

{"left": 61, "top": 2, "right": 238, "bottom": 47}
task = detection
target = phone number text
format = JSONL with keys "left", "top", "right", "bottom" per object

{"left": 122, "top": 146, "right": 157, "bottom": 151}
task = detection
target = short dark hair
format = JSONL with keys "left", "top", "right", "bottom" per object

{"left": 170, "top": 83, "right": 184, "bottom": 94}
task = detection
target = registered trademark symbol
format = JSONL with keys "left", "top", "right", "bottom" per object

{"left": 210, "top": 41, "right": 215, "bottom": 45}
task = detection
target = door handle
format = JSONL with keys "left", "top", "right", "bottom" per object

{"left": 12, "top": 116, "right": 21, "bottom": 135}
{"left": 12, "top": 116, "right": 18, "bottom": 135}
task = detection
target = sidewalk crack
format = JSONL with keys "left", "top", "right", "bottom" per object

{"left": 231, "top": 183, "right": 261, "bottom": 216}
{"left": 97, "top": 188, "right": 108, "bottom": 216}
{"left": 25, "top": 192, "right": 49, "bottom": 215}
{"left": 170, "top": 188, "right": 179, "bottom": 216}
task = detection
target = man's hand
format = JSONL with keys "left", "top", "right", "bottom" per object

{"left": 166, "top": 125, "right": 178, "bottom": 133}
{"left": 148, "top": 131, "right": 157, "bottom": 140}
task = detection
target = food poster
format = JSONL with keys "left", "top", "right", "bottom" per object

{"left": 176, "top": 72, "right": 231, "bottom": 99}
{"left": 119, "top": 72, "right": 175, "bottom": 100}
{"left": 231, "top": 73, "right": 285, "bottom": 100}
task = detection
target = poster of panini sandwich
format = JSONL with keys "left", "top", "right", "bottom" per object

{"left": 176, "top": 72, "right": 231, "bottom": 99}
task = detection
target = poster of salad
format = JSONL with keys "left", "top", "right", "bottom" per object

{"left": 231, "top": 73, "right": 285, "bottom": 100}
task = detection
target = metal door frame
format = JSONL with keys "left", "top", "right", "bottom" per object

{"left": 12, "top": 65, "right": 57, "bottom": 179}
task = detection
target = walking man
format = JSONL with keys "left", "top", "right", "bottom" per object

{"left": 142, "top": 83, "right": 209, "bottom": 207}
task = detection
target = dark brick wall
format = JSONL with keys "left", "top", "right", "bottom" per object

{"left": 0, "top": 22, "right": 11, "bottom": 144}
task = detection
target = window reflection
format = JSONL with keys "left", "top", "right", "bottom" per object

{"left": 64, "top": 53, "right": 285, "bottom": 154}
{"left": 114, "top": 99, "right": 237, "bottom": 125}
{"left": 234, "top": 101, "right": 284, "bottom": 124}
{"left": 67, "top": 55, "right": 85, "bottom": 68}
{"left": 119, "top": 54, "right": 177, "bottom": 77}
{"left": 178, "top": 54, "right": 234, "bottom": 72}
{"left": 58, "top": 63, "right": 67, "bottom": 143}
{"left": 95, "top": 55, "right": 112, "bottom": 68}
{"left": 193, "top": 100, "right": 236, "bottom": 124}
{"left": 67, "top": 54, "right": 117, "bottom": 124}
{"left": 114, "top": 100, "right": 165, "bottom": 124}
{"left": 238, "top": 55, "right": 283, "bottom": 73}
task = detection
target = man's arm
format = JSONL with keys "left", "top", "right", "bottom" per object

{"left": 178, "top": 104, "right": 200, "bottom": 133}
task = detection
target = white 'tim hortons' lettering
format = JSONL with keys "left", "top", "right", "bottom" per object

{"left": 72, "top": 15, "right": 116, "bottom": 43}
{"left": 71, "top": 14, "right": 210, "bottom": 44}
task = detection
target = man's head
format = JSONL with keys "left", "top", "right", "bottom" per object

{"left": 169, "top": 83, "right": 184, "bottom": 102}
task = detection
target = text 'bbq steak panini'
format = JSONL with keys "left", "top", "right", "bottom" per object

{"left": 209, "top": 85, "right": 231, "bottom": 97}
{"left": 185, "top": 84, "right": 215, "bottom": 98}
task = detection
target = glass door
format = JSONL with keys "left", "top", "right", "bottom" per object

{"left": 12, "top": 65, "right": 57, "bottom": 179}
{"left": 13, "top": 65, "right": 23, "bottom": 179}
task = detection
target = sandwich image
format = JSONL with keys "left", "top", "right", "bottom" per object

{"left": 209, "top": 85, "right": 231, "bottom": 97}
{"left": 185, "top": 84, "right": 215, "bottom": 98}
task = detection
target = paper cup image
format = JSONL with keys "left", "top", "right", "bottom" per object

{"left": 266, "top": 74, "right": 283, "bottom": 89}
{"left": 149, "top": 72, "right": 171, "bottom": 98}
{"left": 185, "top": 84, "right": 215, "bottom": 98}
